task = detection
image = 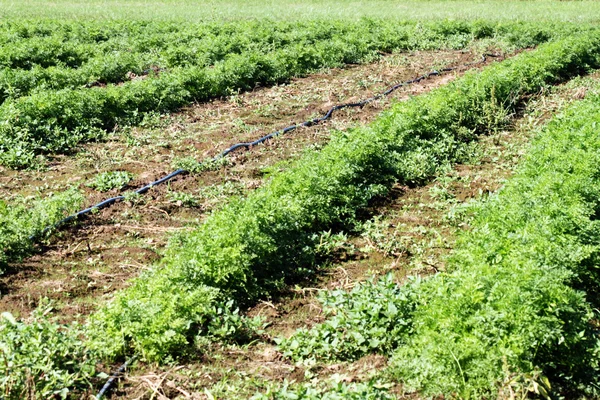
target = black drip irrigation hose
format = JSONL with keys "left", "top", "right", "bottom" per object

{"left": 96, "top": 355, "right": 137, "bottom": 399}
{"left": 81, "top": 53, "right": 501, "bottom": 398}
{"left": 31, "top": 53, "right": 498, "bottom": 243}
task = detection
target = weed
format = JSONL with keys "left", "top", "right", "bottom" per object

{"left": 122, "top": 191, "right": 144, "bottom": 205}
{"left": 167, "top": 191, "right": 199, "bottom": 207}
{"left": 0, "top": 301, "right": 96, "bottom": 399}
{"left": 253, "top": 379, "right": 395, "bottom": 399}
{"left": 0, "top": 189, "right": 83, "bottom": 271}
{"left": 314, "top": 230, "right": 354, "bottom": 257}
{"left": 360, "top": 217, "right": 406, "bottom": 257}
{"left": 172, "top": 156, "right": 230, "bottom": 174}
{"left": 277, "top": 274, "right": 417, "bottom": 362}
{"left": 87, "top": 170, "right": 133, "bottom": 192}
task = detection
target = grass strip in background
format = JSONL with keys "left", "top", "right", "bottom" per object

{"left": 2, "top": 0, "right": 600, "bottom": 23}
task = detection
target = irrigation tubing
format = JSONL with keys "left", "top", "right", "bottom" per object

{"left": 95, "top": 355, "right": 137, "bottom": 399}
{"left": 76, "top": 53, "right": 501, "bottom": 397}
{"left": 30, "top": 53, "right": 498, "bottom": 243}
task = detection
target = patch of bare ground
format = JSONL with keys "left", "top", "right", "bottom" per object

{"left": 109, "top": 74, "right": 600, "bottom": 399}
{"left": 0, "top": 48, "right": 502, "bottom": 321}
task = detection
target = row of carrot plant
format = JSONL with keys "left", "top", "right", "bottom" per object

{"left": 0, "top": 19, "right": 581, "bottom": 168}
{"left": 87, "top": 31, "right": 600, "bottom": 369}
{"left": 0, "top": 19, "right": 569, "bottom": 92}
{"left": 280, "top": 86, "right": 600, "bottom": 398}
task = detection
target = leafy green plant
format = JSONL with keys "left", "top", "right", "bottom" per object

{"left": 167, "top": 191, "right": 199, "bottom": 207}
{"left": 199, "top": 299, "right": 265, "bottom": 347}
{"left": 277, "top": 274, "right": 417, "bottom": 362}
{"left": 314, "top": 230, "right": 353, "bottom": 257}
{"left": 88, "top": 284, "right": 263, "bottom": 361}
{"left": 253, "top": 379, "right": 395, "bottom": 400}
{"left": 122, "top": 190, "right": 144, "bottom": 205}
{"left": 87, "top": 170, "right": 133, "bottom": 192}
{"left": 172, "top": 156, "right": 230, "bottom": 174}
{"left": 0, "top": 189, "right": 83, "bottom": 271}
{"left": 359, "top": 217, "right": 407, "bottom": 256}
{"left": 0, "top": 302, "right": 97, "bottom": 399}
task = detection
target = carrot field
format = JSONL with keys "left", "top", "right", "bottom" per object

{"left": 1, "top": 1, "right": 600, "bottom": 399}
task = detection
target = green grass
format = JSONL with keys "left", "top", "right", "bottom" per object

{"left": 1, "top": 0, "right": 600, "bottom": 23}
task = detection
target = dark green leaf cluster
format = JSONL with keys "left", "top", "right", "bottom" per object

{"left": 0, "top": 303, "right": 96, "bottom": 399}
{"left": 86, "top": 170, "right": 133, "bottom": 192}
{"left": 277, "top": 274, "right": 418, "bottom": 362}
{"left": 0, "top": 19, "right": 580, "bottom": 168}
{"left": 89, "top": 32, "right": 600, "bottom": 363}
{"left": 0, "top": 189, "right": 83, "bottom": 271}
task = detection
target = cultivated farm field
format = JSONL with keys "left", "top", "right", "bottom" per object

{"left": 2, "top": 1, "right": 600, "bottom": 399}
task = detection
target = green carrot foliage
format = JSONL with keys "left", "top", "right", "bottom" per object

{"left": 89, "top": 32, "right": 600, "bottom": 366}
